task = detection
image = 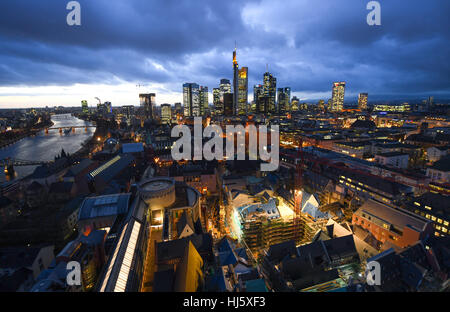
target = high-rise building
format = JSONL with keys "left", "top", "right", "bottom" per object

{"left": 428, "top": 96, "right": 434, "bottom": 110}
{"left": 213, "top": 88, "right": 221, "bottom": 115}
{"left": 291, "top": 96, "right": 299, "bottom": 111}
{"left": 253, "top": 84, "right": 264, "bottom": 113}
{"left": 183, "top": 83, "right": 200, "bottom": 117}
{"left": 233, "top": 49, "right": 239, "bottom": 115}
{"left": 419, "top": 96, "right": 434, "bottom": 112}
{"left": 331, "top": 82, "right": 345, "bottom": 112}
{"left": 97, "top": 102, "right": 106, "bottom": 114}
{"left": 161, "top": 104, "right": 172, "bottom": 125}
{"left": 318, "top": 100, "right": 325, "bottom": 112}
{"left": 139, "top": 93, "right": 155, "bottom": 120}
{"left": 220, "top": 79, "right": 231, "bottom": 94}
{"left": 263, "top": 72, "right": 277, "bottom": 114}
{"left": 284, "top": 87, "right": 291, "bottom": 111}
{"left": 223, "top": 93, "right": 234, "bottom": 116}
{"left": 122, "top": 105, "right": 134, "bottom": 120}
{"left": 174, "top": 102, "right": 182, "bottom": 115}
{"left": 358, "top": 93, "right": 368, "bottom": 111}
{"left": 277, "top": 87, "right": 291, "bottom": 114}
{"left": 327, "top": 99, "right": 332, "bottom": 111}
{"left": 217, "top": 79, "right": 231, "bottom": 116}
{"left": 238, "top": 67, "right": 248, "bottom": 115}
{"left": 81, "top": 100, "right": 89, "bottom": 114}
{"left": 199, "top": 86, "right": 209, "bottom": 116}
{"left": 104, "top": 101, "right": 112, "bottom": 114}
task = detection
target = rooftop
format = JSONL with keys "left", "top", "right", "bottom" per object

{"left": 78, "top": 193, "right": 131, "bottom": 221}
{"left": 430, "top": 156, "right": 450, "bottom": 172}
{"left": 355, "top": 199, "right": 430, "bottom": 232}
{"left": 375, "top": 151, "right": 409, "bottom": 158}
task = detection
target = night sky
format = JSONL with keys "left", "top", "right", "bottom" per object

{"left": 0, "top": 0, "right": 449, "bottom": 107}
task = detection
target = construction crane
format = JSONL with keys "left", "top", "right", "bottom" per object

{"left": 293, "top": 137, "right": 304, "bottom": 245}
{"left": 95, "top": 97, "right": 101, "bottom": 107}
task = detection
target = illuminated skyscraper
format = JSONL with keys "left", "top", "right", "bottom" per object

{"left": 233, "top": 49, "right": 239, "bottom": 115}
{"left": 216, "top": 79, "right": 231, "bottom": 116}
{"left": 97, "top": 102, "right": 107, "bottom": 114}
{"left": 253, "top": 84, "right": 264, "bottom": 113}
{"left": 327, "top": 99, "right": 332, "bottom": 111}
{"left": 291, "top": 96, "right": 299, "bottom": 111}
{"left": 139, "top": 93, "right": 155, "bottom": 119}
{"left": 81, "top": 100, "right": 89, "bottom": 114}
{"left": 277, "top": 87, "right": 291, "bottom": 114}
{"left": 284, "top": 87, "right": 291, "bottom": 111}
{"left": 220, "top": 79, "right": 231, "bottom": 94}
{"left": 161, "top": 104, "right": 172, "bottom": 125}
{"left": 331, "top": 82, "right": 345, "bottom": 112}
{"left": 174, "top": 102, "right": 182, "bottom": 115}
{"left": 122, "top": 105, "right": 134, "bottom": 120}
{"left": 104, "top": 101, "right": 112, "bottom": 114}
{"left": 318, "top": 99, "right": 325, "bottom": 112}
{"left": 183, "top": 83, "right": 200, "bottom": 117}
{"left": 213, "top": 88, "right": 221, "bottom": 115}
{"left": 199, "top": 86, "right": 209, "bottom": 116}
{"left": 263, "top": 72, "right": 277, "bottom": 114}
{"left": 358, "top": 93, "right": 368, "bottom": 111}
{"left": 238, "top": 67, "right": 248, "bottom": 115}
{"left": 223, "top": 93, "right": 234, "bottom": 116}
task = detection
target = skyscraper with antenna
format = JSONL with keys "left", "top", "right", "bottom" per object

{"left": 232, "top": 43, "right": 239, "bottom": 116}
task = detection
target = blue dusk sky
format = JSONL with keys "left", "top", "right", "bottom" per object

{"left": 0, "top": 0, "right": 449, "bottom": 108}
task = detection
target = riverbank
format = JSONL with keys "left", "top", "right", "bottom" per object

{"left": 0, "top": 120, "right": 54, "bottom": 149}
{"left": 0, "top": 114, "right": 96, "bottom": 183}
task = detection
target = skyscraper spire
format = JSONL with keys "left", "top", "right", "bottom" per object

{"left": 233, "top": 45, "right": 239, "bottom": 115}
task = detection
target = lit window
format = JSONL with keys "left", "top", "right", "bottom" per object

{"left": 431, "top": 216, "right": 437, "bottom": 221}
{"left": 437, "top": 219, "right": 442, "bottom": 224}
{"left": 425, "top": 205, "right": 432, "bottom": 210}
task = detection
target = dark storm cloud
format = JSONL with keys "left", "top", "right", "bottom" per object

{"left": 0, "top": 0, "right": 448, "bottom": 98}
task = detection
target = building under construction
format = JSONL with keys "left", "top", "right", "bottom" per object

{"left": 235, "top": 198, "right": 311, "bottom": 254}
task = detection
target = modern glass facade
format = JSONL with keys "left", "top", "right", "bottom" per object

{"left": 358, "top": 93, "right": 368, "bottom": 111}
{"left": 161, "top": 104, "right": 172, "bottom": 125}
{"left": 139, "top": 93, "right": 155, "bottom": 120}
{"left": 263, "top": 72, "right": 277, "bottom": 114}
{"left": 199, "top": 86, "right": 209, "bottom": 116}
{"left": 331, "top": 82, "right": 345, "bottom": 112}
{"left": 238, "top": 67, "right": 248, "bottom": 115}
{"left": 183, "top": 83, "right": 200, "bottom": 117}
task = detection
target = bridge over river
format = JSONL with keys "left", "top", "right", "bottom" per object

{"left": 0, "top": 114, "right": 96, "bottom": 182}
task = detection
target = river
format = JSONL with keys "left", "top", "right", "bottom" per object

{"left": 0, "top": 114, "right": 96, "bottom": 182}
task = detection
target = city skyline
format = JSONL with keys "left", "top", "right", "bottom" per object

{"left": 0, "top": 0, "right": 449, "bottom": 296}
{"left": 0, "top": 0, "right": 449, "bottom": 108}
